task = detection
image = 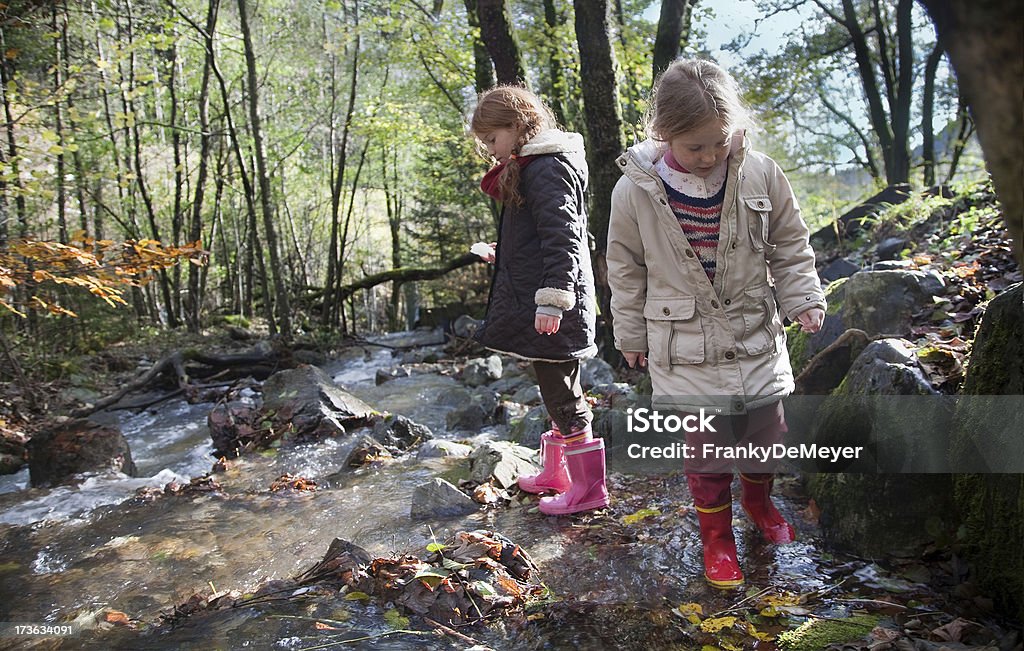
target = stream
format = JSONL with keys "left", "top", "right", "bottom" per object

{"left": 0, "top": 332, "right": 958, "bottom": 650}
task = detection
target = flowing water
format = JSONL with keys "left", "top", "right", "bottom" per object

{"left": 0, "top": 333, "right": 833, "bottom": 650}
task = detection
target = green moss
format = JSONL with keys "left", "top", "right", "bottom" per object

{"left": 778, "top": 615, "right": 879, "bottom": 651}
{"left": 824, "top": 277, "right": 848, "bottom": 316}
{"left": 787, "top": 323, "right": 812, "bottom": 376}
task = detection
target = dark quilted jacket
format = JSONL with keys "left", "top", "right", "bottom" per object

{"left": 475, "top": 136, "right": 597, "bottom": 362}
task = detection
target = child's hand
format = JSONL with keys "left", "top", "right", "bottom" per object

{"left": 535, "top": 313, "right": 561, "bottom": 335}
{"left": 795, "top": 308, "right": 825, "bottom": 333}
{"left": 623, "top": 351, "right": 647, "bottom": 368}
{"left": 470, "top": 241, "right": 496, "bottom": 263}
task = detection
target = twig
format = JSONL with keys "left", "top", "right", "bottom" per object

{"left": 423, "top": 617, "right": 488, "bottom": 647}
{"left": 709, "top": 585, "right": 774, "bottom": 618}
{"left": 834, "top": 597, "right": 908, "bottom": 609}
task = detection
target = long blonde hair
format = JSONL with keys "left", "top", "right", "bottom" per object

{"left": 646, "top": 58, "right": 753, "bottom": 142}
{"left": 471, "top": 86, "right": 557, "bottom": 206}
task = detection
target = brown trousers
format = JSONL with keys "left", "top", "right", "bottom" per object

{"left": 533, "top": 359, "right": 592, "bottom": 434}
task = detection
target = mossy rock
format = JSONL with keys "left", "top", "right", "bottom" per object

{"left": 807, "top": 473, "right": 955, "bottom": 556}
{"left": 777, "top": 614, "right": 879, "bottom": 651}
{"left": 951, "top": 282, "right": 1024, "bottom": 622}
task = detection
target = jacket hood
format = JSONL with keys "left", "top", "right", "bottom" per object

{"left": 618, "top": 132, "right": 750, "bottom": 191}
{"left": 521, "top": 129, "right": 588, "bottom": 190}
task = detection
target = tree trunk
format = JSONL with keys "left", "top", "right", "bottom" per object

{"left": 921, "top": 39, "right": 943, "bottom": 187}
{"left": 918, "top": 0, "right": 1023, "bottom": 263}
{"left": 463, "top": 0, "right": 495, "bottom": 92}
{"left": 123, "top": 0, "right": 179, "bottom": 326}
{"left": 573, "top": 0, "right": 624, "bottom": 359}
{"left": 476, "top": 0, "right": 527, "bottom": 85}
{"left": 52, "top": 3, "right": 68, "bottom": 244}
{"left": 237, "top": 0, "right": 291, "bottom": 337}
{"left": 840, "top": 0, "right": 899, "bottom": 185}
{"left": 325, "top": 3, "right": 361, "bottom": 328}
{"left": 182, "top": 0, "right": 221, "bottom": 332}
{"left": 542, "top": 0, "right": 567, "bottom": 125}
{"left": 652, "top": 0, "right": 691, "bottom": 81}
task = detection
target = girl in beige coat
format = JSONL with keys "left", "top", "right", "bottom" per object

{"left": 607, "top": 59, "right": 826, "bottom": 588}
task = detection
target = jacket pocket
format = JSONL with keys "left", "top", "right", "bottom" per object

{"left": 643, "top": 296, "right": 705, "bottom": 367}
{"left": 739, "top": 286, "right": 779, "bottom": 356}
{"left": 743, "top": 196, "right": 777, "bottom": 255}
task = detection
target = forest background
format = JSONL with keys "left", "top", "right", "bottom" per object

{"left": 0, "top": 0, "right": 1003, "bottom": 366}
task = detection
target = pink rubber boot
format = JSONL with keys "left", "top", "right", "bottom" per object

{"left": 539, "top": 437, "right": 609, "bottom": 515}
{"left": 517, "top": 430, "right": 571, "bottom": 494}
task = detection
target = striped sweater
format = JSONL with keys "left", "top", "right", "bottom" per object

{"left": 654, "top": 155, "right": 728, "bottom": 282}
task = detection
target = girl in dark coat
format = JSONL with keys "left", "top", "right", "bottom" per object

{"left": 470, "top": 86, "right": 606, "bottom": 515}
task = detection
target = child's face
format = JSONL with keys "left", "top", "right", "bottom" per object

{"left": 479, "top": 125, "right": 520, "bottom": 165}
{"left": 668, "top": 118, "right": 732, "bottom": 178}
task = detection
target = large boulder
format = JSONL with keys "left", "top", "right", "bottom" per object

{"left": 842, "top": 269, "right": 945, "bottom": 336}
{"left": 212, "top": 365, "right": 377, "bottom": 457}
{"left": 27, "top": 419, "right": 136, "bottom": 487}
{"left": 439, "top": 387, "right": 498, "bottom": 431}
{"left": 804, "top": 339, "right": 955, "bottom": 556}
{"left": 950, "top": 282, "right": 1024, "bottom": 622}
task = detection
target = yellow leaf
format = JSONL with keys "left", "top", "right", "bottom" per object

{"left": 746, "top": 621, "right": 774, "bottom": 641}
{"left": 676, "top": 601, "right": 704, "bottom": 625}
{"left": 344, "top": 591, "right": 370, "bottom": 601}
{"left": 622, "top": 507, "right": 661, "bottom": 524}
{"left": 700, "top": 615, "right": 737, "bottom": 633}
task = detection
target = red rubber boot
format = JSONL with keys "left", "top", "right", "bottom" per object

{"left": 696, "top": 505, "right": 744, "bottom": 588}
{"left": 740, "top": 474, "right": 796, "bottom": 544}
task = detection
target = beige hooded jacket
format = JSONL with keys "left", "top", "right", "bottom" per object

{"left": 607, "top": 135, "right": 826, "bottom": 414}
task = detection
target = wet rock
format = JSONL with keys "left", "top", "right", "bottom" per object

{"left": 461, "top": 354, "right": 503, "bottom": 387}
{"left": 27, "top": 418, "right": 136, "bottom": 487}
{"left": 843, "top": 269, "right": 946, "bottom": 336}
{"left": 806, "top": 338, "right": 956, "bottom": 557}
{"left": 292, "top": 348, "right": 327, "bottom": 367}
{"left": 951, "top": 282, "right": 1024, "bottom": 622}
{"left": 207, "top": 403, "right": 264, "bottom": 457}
{"left": 441, "top": 388, "right": 499, "bottom": 431}
{"left": 872, "top": 259, "right": 915, "bottom": 271}
{"left": 875, "top": 236, "right": 908, "bottom": 260}
{"left": 511, "top": 384, "right": 543, "bottom": 405}
{"left": 410, "top": 478, "right": 479, "bottom": 518}
{"left": 581, "top": 357, "right": 616, "bottom": 389}
{"left": 0, "top": 429, "right": 28, "bottom": 475}
{"left": 416, "top": 440, "right": 473, "bottom": 459}
{"left": 509, "top": 404, "right": 550, "bottom": 448}
{"left": 589, "top": 382, "right": 638, "bottom": 409}
{"left": 452, "top": 314, "right": 480, "bottom": 339}
{"left": 488, "top": 374, "right": 532, "bottom": 395}
{"left": 345, "top": 435, "right": 393, "bottom": 468}
{"left": 375, "top": 366, "right": 412, "bottom": 385}
{"left": 793, "top": 328, "right": 871, "bottom": 395}
{"left": 497, "top": 400, "right": 530, "bottom": 426}
{"left": 820, "top": 257, "right": 861, "bottom": 283}
{"left": 468, "top": 441, "right": 540, "bottom": 489}
{"left": 371, "top": 414, "right": 433, "bottom": 452}
{"left": 397, "top": 345, "right": 446, "bottom": 365}
{"left": 843, "top": 338, "right": 939, "bottom": 396}
{"left": 263, "top": 365, "right": 375, "bottom": 419}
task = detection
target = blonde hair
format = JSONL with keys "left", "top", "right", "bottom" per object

{"left": 646, "top": 58, "right": 753, "bottom": 142}
{"left": 471, "top": 86, "right": 557, "bottom": 206}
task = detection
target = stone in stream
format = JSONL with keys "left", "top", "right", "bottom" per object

{"left": 27, "top": 418, "right": 136, "bottom": 487}
{"left": 460, "top": 354, "right": 503, "bottom": 387}
{"left": 410, "top": 478, "right": 480, "bottom": 518}
{"left": 416, "top": 440, "right": 473, "bottom": 459}
{"left": 370, "top": 413, "right": 433, "bottom": 452}
{"left": 210, "top": 365, "right": 378, "bottom": 457}
{"left": 468, "top": 441, "right": 540, "bottom": 490}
